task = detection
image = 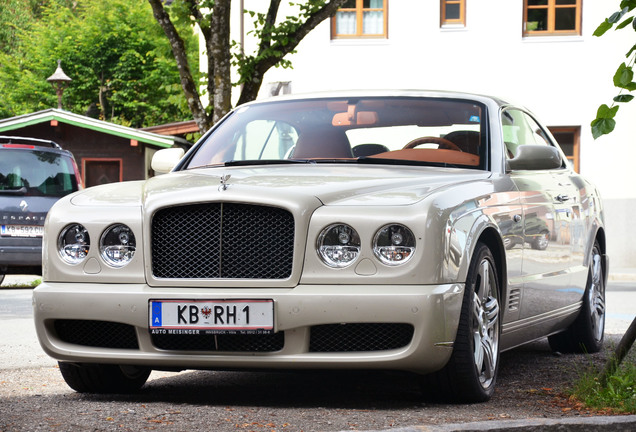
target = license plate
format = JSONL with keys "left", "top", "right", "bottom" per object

{"left": 0, "top": 224, "right": 44, "bottom": 237}
{"left": 149, "top": 299, "right": 274, "bottom": 335}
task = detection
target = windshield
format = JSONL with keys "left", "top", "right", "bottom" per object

{"left": 0, "top": 149, "right": 79, "bottom": 197}
{"left": 185, "top": 97, "right": 487, "bottom": 170}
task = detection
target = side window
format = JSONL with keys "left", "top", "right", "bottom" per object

{"left": 332, "top": 0, "right": 388, "bottom": 39}
{"left": 501, "top": 109, "right": 552, "bottom": 158}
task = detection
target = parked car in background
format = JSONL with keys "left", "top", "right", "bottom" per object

{"left": 33, "top": 91, "right": 607, "bottom": 402}
{"left": 0, "top": 136, "right": 81, "bottom": 283}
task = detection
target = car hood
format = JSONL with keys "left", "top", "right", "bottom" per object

{"left": 70, "top": 164, "right": 491, "bottom": 208}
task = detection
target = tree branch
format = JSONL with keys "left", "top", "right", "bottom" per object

{"left": 237, "top": 0, "right": 347, "bottom": 105}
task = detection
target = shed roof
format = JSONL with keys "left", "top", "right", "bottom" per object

{"left": 0, "top": 109, "right": 178, "bottom": 148}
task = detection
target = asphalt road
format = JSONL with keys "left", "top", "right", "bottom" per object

{"left": 1, "top": 277, "right": 634, "bottom": 431}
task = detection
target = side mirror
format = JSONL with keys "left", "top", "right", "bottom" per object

{"left": 151, "top": 147, "right": 185, "bottom": 174}
{"left": 507, "top": 145, "right": 562, "bottom": 171}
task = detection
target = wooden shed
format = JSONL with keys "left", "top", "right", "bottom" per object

{"left": 0, "top": 109, "right": 190, "bottom": 187}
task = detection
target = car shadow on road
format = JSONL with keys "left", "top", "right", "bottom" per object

{"left": 66, "top": 336, "right": 614, "bottom": 410}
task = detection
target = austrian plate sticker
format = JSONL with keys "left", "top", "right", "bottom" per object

{"left": 149, "top": 299, "right": 274, "bottom": 335}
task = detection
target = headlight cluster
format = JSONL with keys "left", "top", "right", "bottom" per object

{"left": 58, "top": 224, "right": 136, "bottom": 268}
{"left": 317, "top": 223, "right": 415, "bottom": 268}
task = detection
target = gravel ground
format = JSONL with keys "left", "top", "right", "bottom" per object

{"left": 0, "top": 335, "right": 631, "bottom": 432}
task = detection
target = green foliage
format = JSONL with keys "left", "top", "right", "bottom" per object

{"left": 592, "top": 1, "right": 636, "bottom": 138}
{"left": 571, "top": 349, "right": 636, "bottom": 413}
{"left": 0, "top": 277, "right": 42, "bottom": 288}
{"left": 0, "top": 0, "right": 199, "bottom": 127}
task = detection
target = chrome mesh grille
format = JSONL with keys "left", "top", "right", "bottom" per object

{"left": 151, "top": 203, "right": 294, "bottom": 279}
{"left": 151, "top": 332, "right": 285, "bottom": 352}
{"left": 54, "top": 320, "right": 139, "bottom": 349}
{"left": 309, "top": 323, "right": 414, "bottom": 352}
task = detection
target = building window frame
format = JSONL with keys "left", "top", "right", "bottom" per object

{"left": 82, "top": 158, "right": 123, "bottom": 187}
{"left": 331, "top": 0, "right": 388, "bottom": 39}
{"left": 548, "top": 126, "right": 580, "bottom": 172}
{"left": 440, "top": 0, "right": 466, "bottom": 27}
{"left": 523, "top": 0, "right": 581, "bottom": 37}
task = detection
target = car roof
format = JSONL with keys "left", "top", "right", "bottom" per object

{"left": 238, "top": 90, "right": 510, "bottom": 108}
{"left": 0, "top": 135, "right": 63, "bottom": 150}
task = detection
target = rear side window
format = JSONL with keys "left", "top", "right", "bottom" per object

{"left": 0, "top": 149, "right": 79, "bottom": 197}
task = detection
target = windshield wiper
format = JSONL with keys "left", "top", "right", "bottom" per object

{"left": 221, "top": 159, "right": 317, "bottom": 167}
{"left": 0, "top": 187, "right": 27, "bottom": 195}
{"left": 355, "top": 157, "right": 462, "bottom": 169}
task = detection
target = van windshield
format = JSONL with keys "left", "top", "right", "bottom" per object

{"left": 0, "top": 150, "right": 79, "bottom": 197}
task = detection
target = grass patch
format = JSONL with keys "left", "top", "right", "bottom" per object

{"left": 0, "top": 278, "right": 42, "bottom": 288}
{"left": 570, "top": 347, "right": 636, "bottom": 414}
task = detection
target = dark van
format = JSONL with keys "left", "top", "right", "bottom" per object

{"left": 0, "top": 136, "right": 81, "bottom": 283}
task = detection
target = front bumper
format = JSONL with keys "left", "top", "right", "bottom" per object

{"left": 33, "top": 282, "right": 464, "bottom": 374}
{"left": 0, "top": 243, "right": 42, "bottom": 271}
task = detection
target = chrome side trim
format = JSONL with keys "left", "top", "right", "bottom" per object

{"left": 501, "top": 302, "right": 582, "bottom": 334}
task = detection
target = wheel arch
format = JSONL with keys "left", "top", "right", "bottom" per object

{"left": 593, "top": 226, "right": 609, "bottom": 287}
{"left": 474, "top": 227, "right": 507, "bottom": 299}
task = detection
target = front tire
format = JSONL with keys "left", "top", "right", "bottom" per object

{"left": 548, "top": 241, "right": 605, "bottom": 353}
{"left": 58, "top": 362, "right": 151, "bottom": 394}
{"left": 421, "top": 242, "right": 501, "bottom": 403}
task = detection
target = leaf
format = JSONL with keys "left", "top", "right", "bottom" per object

{"left": 614, "top": 94, "right": 635, "bottom": 102}
{"left": 596, "top": 104, "right": 619, "bottom": 119}
{"left": 613, "top": 62, "right": 634, "bottom": 88}
{"left": 626, "top": 43, "right": 636, "bottom": 58}
{"left": 617, "top": 16, "right": 634, "bottom": 30}
{"left": 620, "top": 0, "right": 636, "bottom": 12}
{"left": 591, "top": 117, "right": 617, "bottom": 139}
{"left": 594, "top": 19, "right": 613, "bottom": 36}
{"left": 609, "top": 11, "right": 625, "bottom": 24}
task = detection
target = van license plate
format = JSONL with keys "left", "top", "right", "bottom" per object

{"left": 0, "top": 225, "right": 44, "bottom": 237}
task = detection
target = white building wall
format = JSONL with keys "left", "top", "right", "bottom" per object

{"left": 225, "top": 1, "right": 636, "bottom": 268}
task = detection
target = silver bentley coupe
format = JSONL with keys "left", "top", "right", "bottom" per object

{"left": 33, "top": 91, "right": 608, "bottom": 403}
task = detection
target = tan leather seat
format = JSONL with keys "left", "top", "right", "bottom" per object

{"left": 444, "top": 130, "right": 481, "bottom": 155}
{"left": 292, "top": 128, "right": 353, "bottom": 158}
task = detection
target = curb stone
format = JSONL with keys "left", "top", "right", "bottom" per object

{"left": 354, "top": 415, "right": 636, "bottom": 432}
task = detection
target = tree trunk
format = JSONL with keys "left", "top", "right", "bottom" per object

{"left": 598, "top": 316, "right": 636, "bottom": 386}
{"left": 147, "top": 0, "right": 212, "bottom": 132}
{"left": 210, "top": 0, "right": 232, "bottom": 124}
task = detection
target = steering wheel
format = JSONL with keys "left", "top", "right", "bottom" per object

{"left": 403, "top": 137, "right": 462, "bottom": 152}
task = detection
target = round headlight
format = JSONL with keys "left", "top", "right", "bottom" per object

{"left": 373, "top": 224, "right": 416, "bottom": 266}
{"left": 317, "top": 224, "right": 361, "bottom": 268}
{"left": 100, "top": 224, "right": 136, "bottom": 268}
{"left": 58, "top": 224, "right": 90, "bottom": 265}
